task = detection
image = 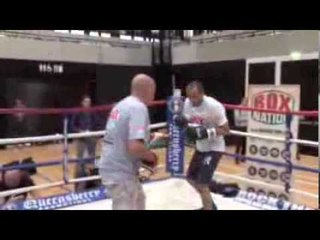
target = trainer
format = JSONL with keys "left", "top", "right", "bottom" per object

{"left": 99, "top": 74, "right": 158, "bottom": 210}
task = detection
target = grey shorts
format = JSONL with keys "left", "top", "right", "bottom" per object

{"left": 100, "top": 170, "right": 145, "bottom": 210}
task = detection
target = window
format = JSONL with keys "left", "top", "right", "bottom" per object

{"left": 120, "top": 35, "right": 132, "bottom": 40}
{"left": 71, "top": 30, "right": 84, "bottom": 35}
{"left": 101, "top": 33, "right": 111, "bottom": 38}
{"left": 89, "top": 31, "right": 99, "bottom": 37}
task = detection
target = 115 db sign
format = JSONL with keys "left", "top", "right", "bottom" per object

{"left": 39, "top": 63, "right": 63, "bottom": 74}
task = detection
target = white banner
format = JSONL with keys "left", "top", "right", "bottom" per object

{"left": 245, "top": 85, "right": 300, "bottom": 202}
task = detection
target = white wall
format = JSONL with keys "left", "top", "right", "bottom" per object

{"left": 173, "top": 31, "right": 319, "bottom": 64}
{"left": 0, "top": 37, "right": 151, "bottom": 66}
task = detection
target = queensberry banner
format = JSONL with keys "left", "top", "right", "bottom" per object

{"left": 0, "top": 186, "right": 106, "bottom": 210}
{"left": 166, "top": 96, "right": 185, "bottom": 175}
{"left": 245, "top": 85, "right": 300, "bottom": 202}
{"left": 235, "top": 190, "right": 312, "bottom": 210}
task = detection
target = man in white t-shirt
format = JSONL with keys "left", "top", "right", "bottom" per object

{"left": 175, "top": 81, "right": 230, "bottom": 210}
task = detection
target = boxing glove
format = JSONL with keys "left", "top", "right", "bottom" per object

{"left": 186, "top": 125, "right": 216, "bottom": 141}
{"left": 173, "top": 114, "right": 189, "bottom": 128}
{"left": 141, "top": 151, "right": 158, "bottom": 169}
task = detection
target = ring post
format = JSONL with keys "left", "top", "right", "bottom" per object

{"left": 284, "top": 114, "right": 293, "bottom": 193}
{"left": 62, "top": 115, "right": 69, "bottom": 183}
{"left": 166, "top": 89, "right": 185, "bottom": 176}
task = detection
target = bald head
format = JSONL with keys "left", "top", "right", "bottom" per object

{"left": 131, "top": 74, "right": 156, "bottom": 104}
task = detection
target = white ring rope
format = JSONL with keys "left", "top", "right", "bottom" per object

{"left": 0, "top": 122, "right": 167, "bottom": 145}
{"left": 0, "top": 164, "right": 317, "bottom": 199}
{"left": 230, "top": 130, "right": 318, "bottom": 147}
{"left": 0, "top": 123, "right": 318, "bottom": 147}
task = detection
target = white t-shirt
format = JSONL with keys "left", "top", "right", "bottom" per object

{"left": 183, "top": 95, "right": 228, "bottom": 152}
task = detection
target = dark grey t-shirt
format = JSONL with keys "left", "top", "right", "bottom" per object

{"left": 99, "top": 96, "right": 150, "bottom": 183}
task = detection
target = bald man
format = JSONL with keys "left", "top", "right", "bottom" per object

{"left": 99, "top": 74, "right": 158, "bottom": 210}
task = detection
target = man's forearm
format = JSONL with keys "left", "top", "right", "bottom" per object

{"left": 128, "top": 140, "right": 154, "bottom": 161}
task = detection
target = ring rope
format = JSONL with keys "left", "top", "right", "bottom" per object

{"left": 0, "top": 101, "right": 317, "bottom": 117}
{"left": 0, "top": 124, "right": 317, "bottom": 147}
{"left": 0, "top": 122, "right": 167, "bottom": 145}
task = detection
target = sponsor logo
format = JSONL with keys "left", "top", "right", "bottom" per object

{"left": 281, "top": 149, "right": 290, "bottom": 160}
{"left": 280, "top": 172, "right": 290, "bottom": 183}
{"left": 167, "top": 96, "right": 184, "bottom": 175}
{"left": 109, "top": 108, "right": 120, "bottom": 121}
{"left": 238, "top": 190, "right": 308, "bottom": 210}
{"left": 248, "top": 166, "right": 257, "bottom": 176}
{"left": 1, "top": 202, "right": 18, "bottom": 210}
{"left": 23, "top": 188, "right": 105, "bottom": 210}
{"left": 249, "top": 145, "right": 258, "bottom": 155}
{"left": 190, "top": 116, "right": 204, "bottom": 125}
{"left": 270, "top": 148, "right": 280, "bottom": 158}
{"left": 257, "top": 189, "right": 266, "bottom": 196}
{"left": 259, "top": 146, "right": 268, "bottom": 156}
{"left": 258, "top": 168, "right": 268, "bottom": 178}
{"left": 168, "top": 97, "right": 184, "bottom": 114}
{"left": 268, "top": 192, "right": 277, "bottom": 199}
{"left": 251, "top": 90, "right": 295, "bottom": 125}
{"left": 269, "top": 169, "right": 279, "bottom": 181}
{"left": 168, "top": 123, "right": 183, "bottom": 173}
{"left": 278, "top": 194, "right": 289, "bottom": 202}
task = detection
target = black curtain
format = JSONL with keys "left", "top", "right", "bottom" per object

{"left": 96, "top": 65, "right": 153, "bottom": 105}
{"left": 249, "top": 62, "right": 275, "bottom": 85}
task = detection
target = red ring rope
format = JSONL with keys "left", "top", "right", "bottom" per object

{"left": 224, "top": 104, "right": 318, "bottom": 117}
{"left": 0, "top": 100, "right": 167, "bottom": 115}
{"left": 0, "top": 100, "right": 317, "bottom": 118}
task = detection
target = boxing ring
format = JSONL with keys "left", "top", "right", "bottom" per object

{"left": 0, "top": 99, "right": 318, "bottom": 210}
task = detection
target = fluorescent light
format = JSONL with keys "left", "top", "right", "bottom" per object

{"left": 134, "top": 36, "right": 144, "bottom": 41}
{"left": 154, "top": 38, "right": 160, "bottom": 43}
{"left": 71, "top": 30, "right": 84, "bottom": 35}
{"left": 120, "top": 35, "right": 132, "bottom": 40}
{"left": 101, "top": 33, "right": 111, "bottom": 38}
{"left": 0, "top": 34, "right": 5, "bottom": 37}
{"left": 290, "top": 51, "right": 302, "bottom": 60}
{"left": 54, "top": 30, "right": 69, "bottom": 34}
{"left": 89, "top": 31, "right": 99, "bottom": 37}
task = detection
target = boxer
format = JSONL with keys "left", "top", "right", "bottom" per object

{"left": 175, "top": 81, "right": 230, "bottom": 210}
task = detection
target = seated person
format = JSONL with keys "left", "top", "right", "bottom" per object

{"left": 0, "top": 157, "right": 38, "bottom": 205}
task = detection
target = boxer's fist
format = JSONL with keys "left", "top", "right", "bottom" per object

{"left": 174, "top": 114, "right": 188, "bottom": 128}
{"left": 186, "top": 126, "right": 214, "bottom": 141}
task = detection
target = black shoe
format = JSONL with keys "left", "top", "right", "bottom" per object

{"left": 195, "top": 203, "right": 218, "bottom": 210}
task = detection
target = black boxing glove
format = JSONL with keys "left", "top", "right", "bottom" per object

{"left": 186, "top": 125, "right": 217, "bottom": 141}
{"left": 173, "top": 114, "right": 189, "bottom": 128}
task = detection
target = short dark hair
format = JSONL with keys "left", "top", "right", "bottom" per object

{"left": 186, "top": 81, "right": 204, "bottom": 93}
